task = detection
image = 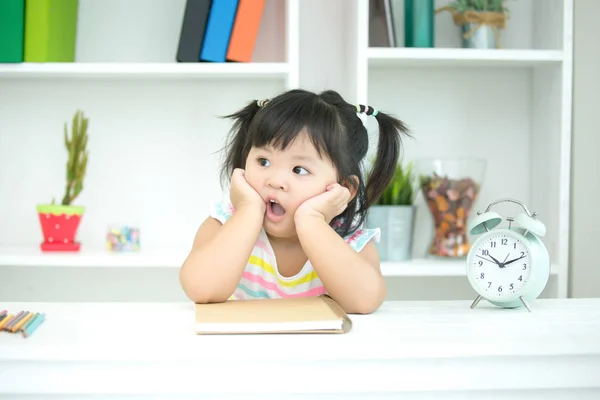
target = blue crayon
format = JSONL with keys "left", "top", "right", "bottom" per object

{"left": 22, "top": 313, "right": 45, "bottom": 338}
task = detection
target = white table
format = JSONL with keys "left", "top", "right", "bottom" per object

{"left": 1, "top": 298, "right": 599, "bottom": 399}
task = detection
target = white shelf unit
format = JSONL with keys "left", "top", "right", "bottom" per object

{"left": 348, "top": 0, "right": 573, "bottom": 298}
{"left": 0, "top": 62, "right": 292, "bottom": 80}
{"left": 0, "top": 246, "right": 560, "bottom": 278}
{"left": 0, "top": 0, "right": 298, "bottom": 252}
{"left": 0, "top": 0, "right": 573, "bottom": 302}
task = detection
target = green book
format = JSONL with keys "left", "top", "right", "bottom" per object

{"left": 24, "top": 0, "right": 79, "bottom": 62}
{"left": 0, "top": 0, "right": 25, "bottom": 62}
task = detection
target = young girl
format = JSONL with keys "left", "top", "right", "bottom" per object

{"left": 179, "top": 89, "right": 410, "bottom": 314}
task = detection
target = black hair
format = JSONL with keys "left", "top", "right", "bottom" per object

{"left": 219, "top": 88, "right": 410, "bottom": 238}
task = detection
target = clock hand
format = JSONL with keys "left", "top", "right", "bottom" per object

{"left": 487, "top": 254, "right": 505, "bottom": 268}
{"left": 476, "top": 255, "right": 498, "bottom": 265}
{"left": 504, "top": 255, "right": 526, "bottom": 266}
{"left": 503, "top": 253, "right": 510, "bottom": 263}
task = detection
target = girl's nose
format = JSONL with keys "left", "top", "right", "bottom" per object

{"left": 267, "top": 174, "right": 288, "bottom": 191}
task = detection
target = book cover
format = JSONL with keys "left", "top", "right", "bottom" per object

{"left": 176, "top": 0, "right": 212, "bottom": 62}
{"left": 194, "top": 295, "right": 353, "bottom": 334}
{"left": 225, "top": 0, "right": 266, "bottom": 63}
{"left": 0, "top": 0, "right": 25, "bottom": 62}
{"left": 199, "top": 0, "right": 239, "bottom": 62}
{"left": 24, "top": 0, "right": 79, "bottom": 62}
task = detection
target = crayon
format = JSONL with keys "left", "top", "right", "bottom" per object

{"left": 0, "top": 314, "right": 13, "bottom": 330}
{"left": 23, "top": 313, "right": 45, "bottom": 338}
{"left": 21, "top": 312, "right": 39, "bottom": 332}
{"left": 11, "top": 312, "right": 34, "bottom": 332}
{"left": 2, "top": 310, "right": 23, "bottom": 331}
{"left": 5, "top": 311, "right": 28, "bottom": 331}
{"left": 0, "top": 310, "right": 6, "bottom": 318}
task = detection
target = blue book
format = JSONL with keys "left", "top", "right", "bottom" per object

{"left": 200, "top": 0, "right": 239, "bottom": 62}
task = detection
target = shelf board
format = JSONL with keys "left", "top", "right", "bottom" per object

{"left": 0, "top": 247, "right": 559, "bottom": 277}
{"left": 367, "top": 48, "right": 564, "bottom": 68}
{"left": 0, "top": 62, "right": 290, "bottom": 79}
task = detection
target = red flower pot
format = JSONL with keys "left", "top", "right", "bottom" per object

{"left": 36, "top": 204, "right": 85, "bottom": 252}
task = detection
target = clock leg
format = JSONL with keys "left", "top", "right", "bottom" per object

{"left": 470, "top": 295, "right": 483, "bottom": 309}
{"left": 519, "top": 296, "right": 532, "bottom": 312}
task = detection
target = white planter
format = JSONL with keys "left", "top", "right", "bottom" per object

{"left": 366, "top": 205, "right": 415, "bottom": 262}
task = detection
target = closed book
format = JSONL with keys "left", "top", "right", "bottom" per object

{"left": 24, "top": 0, "right": 78, "bottom": 62}
{"left": 0, "top": 0, "right": 25, "bottom": 62}
{"left": 194, "top": 295, "right": 353, "bottom": 334}
{"left": 176, "top": 0, "right": 212, "bottom": 62}
{"left": 199, "top": 0, "right": 239, "bottom": 62}
{"left": 225, "top": 0, "right": 266, "bottom": 62}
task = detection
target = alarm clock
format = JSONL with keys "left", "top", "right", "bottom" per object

{"left": 465, "top": 198, "right": 550, "bottom": 312}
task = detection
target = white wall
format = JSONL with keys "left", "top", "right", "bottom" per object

{"left": 569, "top": 0, "right": 600, "bottom": 298}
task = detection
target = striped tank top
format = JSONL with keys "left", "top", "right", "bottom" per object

{"left": 208, "top": 201, "right": 381, "bottom": 300}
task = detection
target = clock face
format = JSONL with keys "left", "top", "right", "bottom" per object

{"left": 468, "top": 231, "right": 532, "bottom": 299}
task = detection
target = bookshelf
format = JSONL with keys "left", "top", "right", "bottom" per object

{"left": 0, "top": 246, "right": 559, "bottom": 277}
{"left": 0, "top": 62, "right": 291, "bottom": 80}
{"left": 0, "top": 0, "right": 573, "bottom": 302}
{"left": 346, "top": 0, "right": 573, "bottom": 298}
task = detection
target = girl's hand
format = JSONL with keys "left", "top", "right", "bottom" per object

{"left": 230, "top": 168, "right": 265, "bottom": 215}
{"left": 295, "top": 183, "right": 351, "bottom": 224}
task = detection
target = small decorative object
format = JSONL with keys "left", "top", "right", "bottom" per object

{"left": 417, "top": 158, "right": 486, "bottom": 258}
{"left": 436, "top": 0, "right": 510, "bottom": 49}
{"left": 404, "top": 0, "right": 435, "bottom": 48}
{"left": 36, "top": 110, "right": 89, "bottom": 252}
{"left": 366, "top": 160, "right": 417, "bottom": 262}
{"left": 466, "top": 198, "right": 550, "bottom": 312}
{"left": 106, "top": 224, "right": 140, "bottom": 252}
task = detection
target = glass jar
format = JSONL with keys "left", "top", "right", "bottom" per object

{"left": 417, "top": 158, "right": 486, "bottom": 258}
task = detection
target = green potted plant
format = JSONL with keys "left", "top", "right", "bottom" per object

{"left": 437, "top": 0, "right": 510, "bottom": 49}
{"left": 36, "top": 110, "right": 89, "bottom": 252}
{"left": 366, "top": 160, "right": 418, "bottom": 262}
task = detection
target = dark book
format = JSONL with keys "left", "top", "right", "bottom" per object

{"left": 176, "top": 0, "right": 212, "bottom": 62}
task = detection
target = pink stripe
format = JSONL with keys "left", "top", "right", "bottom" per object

{"left": 254, "top": 238, "right": 273, "bottom": 256}
{"left": 242, "top": 271, "right": 326, "bottom": 298}
{"left": 346, "top": 228, "right": 363, "bottom": 244}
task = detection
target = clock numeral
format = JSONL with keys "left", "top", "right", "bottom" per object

{"left": 491, "top": 241, "right": 496, "bottom": 248}
{"left": 518, "top": 275, "right": 523, "bottom": 281}
{"left": 498, "top": 286, "right": 503, "bottom": 292}
{"left": 522, "top": 263, "right": 527, "bottom": 270}
{"left": 480, "top": 273, "right": 485, "bottom": 279}
{"left": 520, "top": 251, "right": 525, "bottom": 257}
{"left": 487, "top": 282, "right": 492, "bottom": 288}
{"left": 502, "top": 239, "right": 508, "bottom": 245}
{"left": 514, "top": 242, "right": 517, "bottom": 249}
{"left": 478, "top": 261, "right": 483, "bottom": 267}
{"left": 482, "top": 249, "right": 489, "bottom": 256}
{"left": 509, "top": 283, "right": 514, "bottom": 290}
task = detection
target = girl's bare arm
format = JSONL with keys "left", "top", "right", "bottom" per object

{"left": 179, "top": 206, "right": 264, "bottom": 303}
{"left": 296, "top": 216, "right": 386, "bottom": 314}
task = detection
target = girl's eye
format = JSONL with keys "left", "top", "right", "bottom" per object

{"left": 258, "top": 158, "right": 270, "bottom": 167}
{"left": 293, "top": 166, "right": 309, "bottom": 175}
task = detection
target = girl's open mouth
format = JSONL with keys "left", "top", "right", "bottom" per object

{"left": 268, "top": 199, "right": 286, "bottom": 216}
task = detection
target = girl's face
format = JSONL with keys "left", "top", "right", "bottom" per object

{"left": 244, "top": 132, "right": 338, "bottom": 241}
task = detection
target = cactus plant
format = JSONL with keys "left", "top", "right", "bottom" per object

{"left": 60, "top": 110, "right": 89, "bottom": 206}
{"left": 36, "top": 110, "right": 90, "bottom": 252}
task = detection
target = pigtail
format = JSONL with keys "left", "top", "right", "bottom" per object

{"left": 365, "top": 109, "right": 410, "bottom": 206}
{"left": 219, "top": 100, "right": 263, "bottom": 187}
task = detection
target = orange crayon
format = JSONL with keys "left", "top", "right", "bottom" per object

{"left": 12, "top": 312, "right": 34, "bottom": 332}
{"left": 0, "top": 314, "right": 13, "bottom": 330}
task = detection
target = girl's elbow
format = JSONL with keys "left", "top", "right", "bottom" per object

{"left": 352, "top": 281, "right": 386, "bottom": 314}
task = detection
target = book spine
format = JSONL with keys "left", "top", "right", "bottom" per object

{"left": 225, "top": 0, "right": 266, "bottom": 63}
{"left": 176, "top": 0, "right": 212, "bottom": 62}
{"left": 200, "top": 0, "right": 239, "bottom": 62}
{"left": 24, "top": 0, "right": 78, "bottom": 62}
{"left": 0, "top": 0, "right": 25, "bottom": 62}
